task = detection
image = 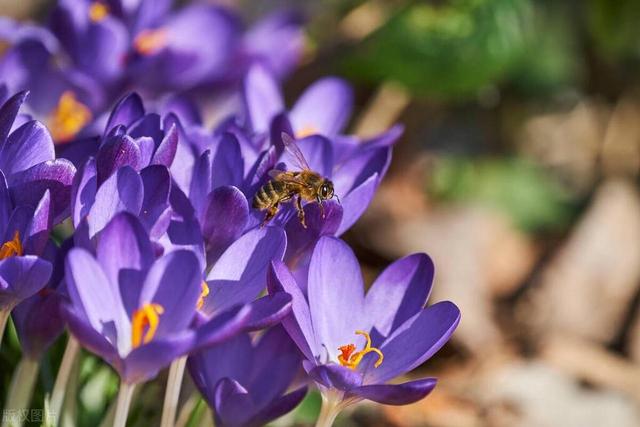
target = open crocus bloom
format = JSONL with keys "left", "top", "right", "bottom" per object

{"left": 268, "top": 236, "right": 460, "bottom": 407}
{"left": 188, "top": 326, "right": 307, "bottom": 427}
{"left": 0, "top": 171, "right": 53, "bottom": 311}
{"left": 63, "top": 213, "right": 253, "bottom": 384}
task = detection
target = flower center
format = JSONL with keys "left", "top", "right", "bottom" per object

{"left": 197, "top": 281, "right": 209, "bottom": 310}
{"left": 337, "top": 330, "right": 384, "bottom": 370}
{"left": 89, "top": 2, "right": 109, "bottom": 22}
{"left": 49, "top": 91, "right": 92, "bottom": 143}
{"left": 134, "top": 29, "right": 168, "bottom": 55}
{"left": 296, "top": 124, "right": 318, "bottom": 139}
{"left": 0, "top": 231, "right": 23, "bottom": 260}
{"left": 131, "top": 303, "right": 164, "bottom": 349}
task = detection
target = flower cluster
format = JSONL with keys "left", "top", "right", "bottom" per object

{"left": 0, "top": 2, "right": 460, "bottom": 426}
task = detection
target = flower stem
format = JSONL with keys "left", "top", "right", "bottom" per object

{"left": 315, "top": 395, "right": 342, "bottom": 427}
{"left": 2, "top": 356, "right": 40, "bottom": 427}
{"left": 0, "top": 309, "right": 10, "bottom": 349}
{"left": 113, "top": 382, "right": 136, "bottom": 427}
{"left": 160, "top": 356, "right": 187, "bottom": 427}
{"left": 49, "top": 335, "right": 80, "bottom": 425}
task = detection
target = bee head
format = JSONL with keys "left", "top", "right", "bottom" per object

{"left": 319, "top": 180, "right": 334, "bottom": 201}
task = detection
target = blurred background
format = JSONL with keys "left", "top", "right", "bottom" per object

{"left": 3, "top": 0, "right": 640, "bottom": 426}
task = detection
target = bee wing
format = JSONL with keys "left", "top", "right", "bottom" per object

{"left": 281, "top": 132, "right": 311, "bottom": 171}
{"left": 267, "top": 169, "right": 286, "bottom": 179}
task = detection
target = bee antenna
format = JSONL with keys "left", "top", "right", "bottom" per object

{"left": 335, "top": 194, "right": 341, "bottom": 204}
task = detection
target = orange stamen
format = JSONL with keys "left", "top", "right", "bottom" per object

{"left": 48, "top": 91, "right": 92, "bottom": 143}
{"left": 197, "top": 281, "right": 209, "bottom": 310}
{"left": 296, "top": 124, "right": 318, "bottom": 139}
{"left": 89, "top": 2, "right": 109, "bottom": 22}
{"left": 131, "top": 303, "right": 164, "bottom": 349}
{"left": 337, "top": 330, "right": 384, "bottom": 370}
{"left": 133, "top": 29, "right": 168, "bottom": 55}
{"left": 0, "top": 231, "right": 23, "bottom": 260}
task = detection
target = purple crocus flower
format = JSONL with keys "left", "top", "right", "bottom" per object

{"left": 268, "top": 236, "right": 460, "bottom": 413}
{"left": 188, "top": 326, "right": 307, "bottom": 427}
{"left": 242, "top": 66, "right": 402, "bottom": 236}
{"left": 63, "top": 212, "right": 267, "bottom": 384}
{"left": 0, "top": 172, "right": 53, "bottom": 313}
{"left": 0, "top": 90, "right": 76, "bottom": 224}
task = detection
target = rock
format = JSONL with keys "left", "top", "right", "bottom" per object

{"left": 475, "top": 360, "right": 640, "bottom": 427}
{"left": 527, "top": 180, "right": 640, "bottom": 343}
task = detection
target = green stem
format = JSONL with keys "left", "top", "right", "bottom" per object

{"left": 0, "top": 309, "right": 10, "bottom": 349}
{"left": 315, "top": 395, "right": 343, "bottom": 427}
{"left": 160, "top": 356, "right": 187, "bottom": 427}
{"left": 49, "top": 336, "right": 80, "bottom": 425}
{"left": 113, "top": 382, "right": 136, "bottom": 427}
{"left": 2, "top": 356, "right": 40, "bottom": 427}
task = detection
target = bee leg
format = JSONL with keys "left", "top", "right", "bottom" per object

{"left": 295, "top": 196, "right": 307, "bottom": 229}
{"left": 319, "top": 201, "right": 325, "bottom": 219}
{"left": 261, "top": 204, "right": 279, "bottom": 227}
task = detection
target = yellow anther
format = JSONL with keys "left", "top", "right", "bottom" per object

{"left": 133, "top": 28, "right": 168, "bottom": 55}
{"left": 197, "top": 281, "right": 209, "bottom": 310}
{"left": 89, "top": 2, "right": 109, "bottom": 22}
{"left": 48, "top": 91, "right": 92, "bottom": 143}
{"left": 131, "top": 303, "right": 164, "bottom": 349}
{"left": 0, "top": 231, "right": 23, "bottom": 260}
{"left": 337, "top": 330, "right": 384, "bottom": 370}
{"left": 296, "top": 124, "right": 318, "bottom": 139}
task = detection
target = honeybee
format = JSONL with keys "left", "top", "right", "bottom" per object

{"left": 253, "top": 133, "right": 338, "bottom": 228}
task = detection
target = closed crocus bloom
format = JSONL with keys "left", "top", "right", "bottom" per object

{"left": 188, "top": 327, "right": 307, "bottom": 427}
{"left": 268, "top": 237, "right": 460, "bottom": 424}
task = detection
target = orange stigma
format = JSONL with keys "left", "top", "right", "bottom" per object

{"left": 134, "top": 29, "right": 168, "bottom": 55}
{"left": 337, "top": 330, "right": 384, "bottom": 370}
{"left": 131, "top": 303, "right": 164, "bottom": 349}
{"left": 0, "top": 231, "right": 23, "bottom": 260}
{"left": 197, "top": 281, "right": 209, "bottom": 310}
{"left": 49, "top": 91, "right": 92, "bottom": 143}
{"left": 89, "top": 2, "right": 109, "bottom": 22}
{"left": 296, "top": 124, "right": 318, "bottom": 139}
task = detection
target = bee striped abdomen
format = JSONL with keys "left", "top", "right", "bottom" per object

{"left": 253, "top": 180, "right": 288, "bottom": 209}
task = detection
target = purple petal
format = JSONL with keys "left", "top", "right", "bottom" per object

{"left": 194, "top": 304, "right": 252, "bottom": 351}
{"left": 365, "top": 302, "right": 460, "bottom": 384}
{"left": 211, "top": 133, "right": 243, "bottom": 188}
{"left": 241, "top": 292, "right": 292, "bottom": 332}
{"left": 138, "top": 250, "right": 202, "bottom": 337}
{"left": 139, "top": 165, "right": 171, "bottom": 235}
{"left": 284, "top": 200, "right": 343, "bottom": 263}
{"left": 123, "top": 332, "right": 196, "bottom": 384}
{"left": 249, "top": 326, "right": 300, "bottom": 406}
{"left": 204, "top": 227, "right": 286, "bottom": 315}
{"left": 0, "top": 90, "right": 28, "bottom": 146}
{"left": 71, "top": 157, "right": 97, "bottom": 226}
{"left": 267, "top": 261, "right": 318, "bottom": 360}
{"left": 135, "top": 136, "right": 155, "bottom": 167}
{"left": 308, "top": 237, "right": 365, "bottom": 357}
{"left": 87, "top": 166, "right": 143, "bottom": 237}
{"left": 189, "top": 333, "right": 253, "bottom": 400}
{"left": 347, "top": 378, "right": 437, "bottom": 405}
{"left": 129, "top": 114, "right": 163, "bottom": 144}
{"left": 105, "top": 93, "right": 145, "bottom": 135}
{"left": 96, "top": 134, "right": 142, "bottom": 184}
{"left": 249, "top": 387, "right": 307, "bottom": 426}
{"left": 188, "top": 150, "right": 211, "bottom": 216}
{"left": 151, "top": 124, "right": 178, "bottom": 167}
{"left": 62, "top": 303, "right": 120, "bottom": 365}
{"left": 200, "top": 186, "right": 249, "bottom": 264}
{"left": 0, "top": 120, "right": 54, "bottom": 176}
{"left": 95, "top": 212, "right": 154, "bottom": 315}
{"left": 12, "top": 289, "right": 65, "bottom": 357}
{"left": 336, "top": 173, "right": 378, "bottom": 235}
{"left": 243, "top": 64, "right": 284, "bottom": 133}
{"left": 288, "top": 135, "right": 333, "bottom": 178}
{"left": 365, "top": 254, "right": 434, "bottom": 340}
{"left": 213, "top": 378, "right": 254, "bottom": 426}
{"left": 333, "top": 147, "right": 390, "bottom": 197}
{"left": 290, "top": 78, "right": 353, "bottom": 137}
{"left": 25, "top": 190, "right": 52, "bottom": 255}
{"left": 308, "top": 364, "right": 362, "bottom": 391}
{"left": 8, "top": 159, "right": 76, "bottom": 224}
{"left": 0, "top": 256, "right": 52, "bottom": 309}
{"left": 65, "top": 248, "right": 129, "bottom": 353}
